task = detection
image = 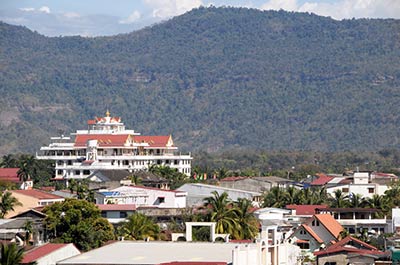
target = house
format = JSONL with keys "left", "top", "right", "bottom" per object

{"left": 7, "top": 190, "right": 64, "bottom": 218}
{"left": 314, "top": 236, "right": 390, "bottom": 265}
{"left": 21, "top": 243, "right": 80, "bottom": 265}
{"left": 0, "top": 168, "right": 33, "bottom": 190}
{"left": 290, "top": 214, "right": 343, "bottom": 253}
{"left": 0, "top": 218, "right": 32, "bottom": 245}
{"left": 219, "top": 176, "right": 292, "bottom": 193}
{"left": 176, "top": 183, "right": 262, "bottom": 207}
{"left": 95, "top": 186, "right": 187, "bottom": 208}
{"left": 97, "top": 204, "right": 136, "bottom": 224}
{"left": 317, "top": 207, "right": 390, "bottom": 234}
{"left": 286, "top": 205, "right": 328, "bottom": 218}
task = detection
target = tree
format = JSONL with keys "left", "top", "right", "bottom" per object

{"left": 364, "top": 194, "right": 388, "bottom": 218}
{"left": 328, "top": 189, "right": 349, "bottom": 208}
{"left": 23, "top": 220, "right": 34, "bottom": 245}
{"left": 348, "top": 193, "right": 365, "bottom": 208}
{"left": 203, "top": 191, "right": 240, "bottom": 238}
{"left": 0, "top": 192, "right": 22, "bottom": 218}
{"left": 17, "top": 154, "right": 37, "bottom": 182}
{"left": 0, "top": 243, "right": 24, "bottom": 265}
{"left": 118, "top": 213, "right": 159, "bottom": 240}
{"left": 43, "top": 199, "right": 114, "bottom": 251}
{"left": 262, "top": 187, "right": 287, "bottom": 208}
{"left": 235, "top": 198, "right": 259, "bottom": 240}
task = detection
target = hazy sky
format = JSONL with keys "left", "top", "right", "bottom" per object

{"left": 1, "top": 0, "right": 399, "bottom": 36}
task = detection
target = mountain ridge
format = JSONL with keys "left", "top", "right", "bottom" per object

{"left": 0, "top": 7, "right": 399, "bottom": 155}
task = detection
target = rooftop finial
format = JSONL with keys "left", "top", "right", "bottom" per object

{"left": 106, "top": 110, "right": 110, "bottom": 117}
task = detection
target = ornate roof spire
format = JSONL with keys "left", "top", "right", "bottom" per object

{"left": 106, "top": 110, "right": 110, "bottom": 117}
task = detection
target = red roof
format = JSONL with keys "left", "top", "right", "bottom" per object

{"left": 12, "top": 189, "right": 64, "bottom": 200}
{"left": 314, "top": 214, "right": 343, "bottom": 239}
{"left": 97, "top": 204, "right": 136, "bottom": 211}
{"left": 314, "top": 236, "right": 387, "bottom": 256}
{"left": 286, "top": 205, "right": 328, "bottom": 215}
{"left": 220, "top": 176, "right": 248, "bottom": 182}
{"left": 21, "top": 243, "right": 70, "bottom": 263}
{"left": 310, "top": 174, "right": 334, "bottom": 186}
{"left": 0, "top": 168, "right": 20, "bottom": 183}
{"left": 134, "top": 135, "right": 172, "bottom": 147}
{"left": 74, "top": 134, "right": 130, "bottom": 147}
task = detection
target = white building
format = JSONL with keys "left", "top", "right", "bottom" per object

{"left": 95, "top": 185, "right": 187, "bottom": 208}
{"left": 36, "top": 111, "right": 192, "bottom": 180}
{"left": 326, "top": 172, "right": 389, "bottom": 198}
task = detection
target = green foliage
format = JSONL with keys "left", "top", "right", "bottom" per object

{"left": 149, "top": 165, "right": 188, "bottom": 189}
{"left": 0, "top": 243, "right": 24, "bottom": 265}
{"left": 0, "top": 7, "right": 400, "bottom": 154}
{"left": 42, "top": 199, "right": 114, "bottom": 251}
{"left": 117, "top": 213, "right": 160, "bottom": 240}
{"left": 0, "top": 191, "right": 22, "bottom": 218}
{"left": 0, "top": 154, "right": 54, "bottom": 187}
{"left": 202, "top": 191, "right": 258, "bottom": 240}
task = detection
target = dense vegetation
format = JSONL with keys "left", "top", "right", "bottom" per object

{"left": 0, "top": 7, "right": 400, "bottom": 154}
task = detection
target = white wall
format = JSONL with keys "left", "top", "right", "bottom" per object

{"left": 36, "top": 244, "right": 80, "bottom": 265}
{"left": 112, "top": 186, "right": 186, "bottom": 208}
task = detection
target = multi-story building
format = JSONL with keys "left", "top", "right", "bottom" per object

{"left": 36, "top": 111, "right": 192, "bottom": 180}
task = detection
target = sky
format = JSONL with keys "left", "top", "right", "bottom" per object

{"left": 0, "top": 0, "right": 399, "bottom": 36}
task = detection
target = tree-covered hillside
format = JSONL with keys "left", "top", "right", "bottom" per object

{"left": 0, "top": 7, "right": 399, "bottom": 154}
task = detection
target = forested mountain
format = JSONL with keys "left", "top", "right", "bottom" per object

{"left": 0, "top": 6, "right": 399, "bottom": 155}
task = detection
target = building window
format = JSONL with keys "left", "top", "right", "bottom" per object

{"left": 74, "top": 170, "right": 80, "bottom": 175}
{"left": 368, "top": 188, "right": 375, "bottom": 193}
{"left": 342, "top": 187, "right": 349, "bottom": 192}
{"left": 83, "top": 170, "right": 90, "bottom": 175}
{"left": 68, "top": 160, "right": 72, "bottom": 165}
{"left": 101, "top": 212, "right": 107, "bottom": 218}
{"left": 158, "top": 197, "right": 165, "bottom": 203}
{"left": 120, "top": 212, "right": 127, "bottom": 218}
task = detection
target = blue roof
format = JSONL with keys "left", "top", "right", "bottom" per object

{"left": 100, "top": 191, "right": 121, "bottom": 197}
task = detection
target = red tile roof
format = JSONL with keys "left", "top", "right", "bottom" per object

{"left": 314, "top": 214, "right": 343, "bottom": 239}
{"left": 74, "top": 134, "right": 130, "bottom": 147}
{"left": 12, "top": 189, "right": 64, "bottom": 200}
{"left": 0, "top": 168, "right": 20, "bottom": 183}
{"left": 314, "top": 236, "right": 387, "bottom": 256}
{"left": 134, "top": 135, "right": 172, "bottom": 147}
{"left": 21, "top": 243, "right": 70, "bottom": 263}
{"left": 286, "top": 204, "right": 328, "bottom": 215}
{"left": 97, "top": 204, "right": 136, "bottom": 211}
{"left": 220, "top": 176, "right": 248, "bottom": 182}
{"left": 310, "top": 174, "right": 334, "bottom": 186}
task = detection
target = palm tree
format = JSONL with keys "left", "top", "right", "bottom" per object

{"left": 0, "top": 243, "right": 24, "bottom": 265}
{"left": 348, "top": 193, "right": 364, "bottom": 208}
{"left": 17, "top": 154, "right": 38, "bottom": 182}
{"left": 262, "top": 187, "right": 287, "bottom": 208}
{"left": 118, "top": 213, "right": 159, "bottom": 240}
{"left": 328, "top": 189, "right": 349, "bottom": 208}
{"left": 23, "top": 220, "right": 34, "bottom": 245}
{"left": 0, "top": 155, "right": 18, "bottom": 168}
{"left": 0, "top": 192, "right": 22, "bottom": 218}
{"left": 203, "top": 191, "right": 240, "bottom": 237}
{"left": 364, "top": 194, "right": 388, "bottom": 218}
{"left": 285, "top": 186, "right": 301, "bottom": 205}
{"left": 235, "top": 198, "right": 259, "bottom": 240}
